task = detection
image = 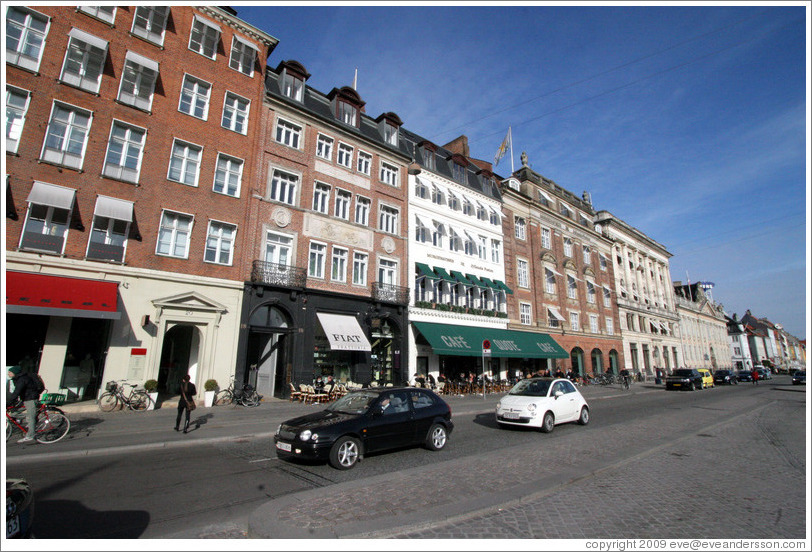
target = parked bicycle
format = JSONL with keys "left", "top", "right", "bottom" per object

{"left": 213, "top": 376, "right": 262, "bottom": 407}
{"left": 6, "top": 399, "right": 71, "bottom": 444}
{"left": 98, "top": 380, "right": 153, "bottom": 412}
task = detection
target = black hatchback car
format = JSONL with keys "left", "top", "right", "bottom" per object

{"left": 665, "top": 369, "right": 704, "bottom": 391}
{"left": 274, "top": 387, "right": 453, "bottom": 469}
{"left": 713, "top": 369, "right": 738, "bottom": 385}
{"left": 736, "top": 370, "right": 754, "bottom": 382}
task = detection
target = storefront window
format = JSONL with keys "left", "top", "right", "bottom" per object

{"left": 370, "top": 320, "right": 394, "bottom": 384}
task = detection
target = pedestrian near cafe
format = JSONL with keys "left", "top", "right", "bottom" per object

{"left": 751, "top": 368, "right": 759, "bottom": 385}
{"left": 175, "top": 374, "right": 197, "bottom": 433}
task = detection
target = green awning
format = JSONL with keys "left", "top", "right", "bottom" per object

{"left": 479, "top": 276, "right": 500, "bottom": 290}
{"left": 493, "top": 279, "right": 513, "bottom": 294}
{"left": 450, "top": 270, "right": 473, "bottom": 286}
{"left": 415, "top": 262, "right": 439, "bottom": 280}
{"left": 412, "top": 321, "right": 568, "bottom": 359}
{"left": 465, "top": 273, "right": 486, "bottom": 288}
{"left": 432, "top": 266, "right": 456, "bottom": 282}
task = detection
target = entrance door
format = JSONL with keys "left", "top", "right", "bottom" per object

{"left": 158, "top": 325, "right": 198, "bottom": 394}
{"left": 247, "top": 331, "right": 287, "bottom": 399}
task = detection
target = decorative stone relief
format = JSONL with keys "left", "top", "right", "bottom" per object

{"left": 272, "top": 207, "right": 292, "bottom": 228}
{"left": 381, "top": 236, "right": 396, "bottom": 254}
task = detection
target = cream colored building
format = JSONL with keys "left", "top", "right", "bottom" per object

{"left": 673, "top": 282, "right": 733, "bottom": 370}
{"left": 594, "top": 211, "right": 682, "bottom": 376}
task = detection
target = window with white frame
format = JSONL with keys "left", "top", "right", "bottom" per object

{"left": 603, "top": 286, "right": 611, "bottom": 306}
{"left": 379, "top": 161, "right": 399, "bottom": 186}
{"left": 540, "top": 226, "right": 551, "bottom": 249}
{"left": 281, "top": 71, "right": 303, "bottom": 101}
{"left": 354, "top": 196, "right": 370, "bottom": 225}
{"left": 517, "top": 258, "right": 529, "bottom": 288}
{"left": 312, "top": 182, "right": 330, "bottom": 214}
{"left": 102, "top": 121, "right": 145, "bottom": 183}
{"left": 563, "top": 237, "right": 573, "bottom": 257}
{"left": 60, "top": 29, "right": 108, "bottom": 93}
{"left": 131, "top": 6, "right": 169, "bottom": 46}
{"left": 213, "top": 153, "right": 243, "bottom": 197}
{"left": 21, "top": 201, "right": 71, "bottom": 254}
{"left": 448, "top": 228, "right": 462, "bottom": 252}
{"left": 336, "top": 143, "right": 353, "bottom": 168}
{"left": 334, "top": 189, "right": 351, "bottom": 220}
{"left": 308, "top": 241, "right": 326, "bottom": 278}
{"left": 189, "top": 15, "right": 220, "bottom": 59}
{"left": 338, "top": 101, "right": 357, "bottom": 126}
{"left": 229, "top": 36, "right": 256, "bottom": 76}
{"left": 547, "top": 308, "right": 560, "bottom": 328}
{"left": 545, "top": 268, "right": 556, "bottom": 294}
{"left": 489, "top": 208, "right": 501, "bottom": 226}
{"left": 520, "top": 303, "right": 532, "bottom": 325}
{"left": 421, "top": 147, "right": 435, "bottom": 171}
{"left": 178, "top": 75, "right": 211, "bottom": 119}
{"left": 432, "top": 185, "right": 445, "bottom": 205}
{"left": 331, "top": 246, "right": 348, "bottom": 282}
{"left": 118, "top": 53, "right": 158, "bottom": 111}
{"left": 205, "top": 220, "right": 236, "bottom": 265}
{"left": 599, "top": 253, "right": 608, "bottom": 271}
{"left": 415, "top": 178, "right": 429, "bottom": 200}
{"left": 587, "top": 281, "right": 596, "bottom": 303}
{"left": 589, "top": 314, "right": 599, "bottom": 334}
{"left": 221, "top": 92, "right": 249, "bottom": 134}
{"left": 357, "top": 151, "right": 372, "bottom": 175}
{"left": 41, "top": 102, "right": 92, "bottom": 170}
{"left": 264, "top": 231, "right": 292, "bottom": 266}
{"left": 514, "top": 216, "right": 526, "bottom": 240}
{"left": 567, "top": 275, "right": 577, "bottom": 299}
{"left": 269, "top": 168, "right": 298, "bottom": 205}
{"left": 451, "top": 162, "right": 467, "bottom": 184}
{"left": 275, "top": 118, "right": 301, "bottom": 149}
{"left": 353, "top": 252, "right": 368, "bottom": 286}
{"left": 570, "top": 312, "right": 580, "bottom": 331}
{"left": 156, "top": 210, "right": 193, "bottom": 258}
{"left": 477, "top": 236, "right": 488, "bottom": 260}
{"left": 316, "top": 134, "right": 333, "bottom": 160}
{"left": 379, "top": 205, "right": 399, "bottom": 234}
{"left": 560, "top": 204, "right": 572, "bottom": 218}
{"left": 79, "top": 6, "right": 116, "bottom": 24}
{"left": 476, "top": 203, "right": 487, "bottom": 221}
{"left": 583, "top": 245, "right": 591, "bottom": 265}
{"left": 6, "top": 86, "right": 30, "bottom": 153}
{"left": 432, "top": 222, "right": 445, "bottom": 248}
{"left": 491, "top": 239, "right": 501, "bottom": 263}
{"left": 378, "top": 258, "right": 398, "bottom": 285}
{"left": 88, "top": 211, "right": 129, "bottom": 262}
{"left": 448, "top": 193, "right": 460, "bottom": 211}
{"left": 464, "top": 234, "right": 476, "bottom": 256}
{"left": 605, "top": 318, "right": 614, "bottom": 335}
{"left": 167, "top": 139, "right": 202, "bottom": 186}
{"left": 6, "top": 7, "right": 49, "bottom": 72}
{"left": 383, "top": 121, "right": 398, "bottom": 146}
{"left": 463, "top": 198, "right": 474, "bottom": 216}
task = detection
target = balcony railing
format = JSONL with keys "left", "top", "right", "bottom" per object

{"left": 251, "top": 260, "right": 306, "bottom": 288}
{"left": 372, "top": 282, "right": 409, "bottom": 305}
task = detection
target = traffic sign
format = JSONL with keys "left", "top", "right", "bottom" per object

{"left": 482, "top": 339, "right": 491, "bottom": 355}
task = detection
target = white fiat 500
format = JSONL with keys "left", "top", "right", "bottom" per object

{"left": 495, "top": 378, "right": 589, "bottom": 432}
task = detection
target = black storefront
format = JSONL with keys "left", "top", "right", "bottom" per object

{"left": 236, "top": 281, "right": 409, "bottom": 399}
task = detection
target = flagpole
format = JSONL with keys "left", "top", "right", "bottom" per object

{"left": 509, "top": 127, "right": 514, "bottom": 174}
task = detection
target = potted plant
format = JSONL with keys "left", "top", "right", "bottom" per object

{"left": 144, "top": 379, "right": 159, "bottom": 410}
{"left": 203, "top": 379, "right": 218, "bottom": 407}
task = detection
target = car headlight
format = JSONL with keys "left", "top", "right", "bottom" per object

{"left": 496, "top": 401, "right": 502, "bottom": 410}
{"left": 275, "top": 424, "right": 281, "bottom": 436}
{"left": 299, "top": 429, "right": 312, "bottom": 441}
{"left": 526, "top": 403, "right": 537, "bottom": 414}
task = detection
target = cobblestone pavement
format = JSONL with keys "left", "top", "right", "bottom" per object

{"left": 249, "top": 388, "right": 807, "bottom": 539}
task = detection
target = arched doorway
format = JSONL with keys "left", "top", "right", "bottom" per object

{"left": 609, "top": 349, "right": 620, "bottom": 373}
{"left": 247, "top": 304, "right": 291, "bottom": 399}
{"left": 591, "top": 348, "right": 604, "bottom": 374}
{"left": 158, "top": 324, "right": 201, "bottom": 395}
{"left": 570, "top": 347, "right": 585, "bottom": 376}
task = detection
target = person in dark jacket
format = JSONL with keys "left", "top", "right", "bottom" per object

{"left": 175, "top": 374, "right": 198, "bottom": 433}
{"left": 7, "top": 366, "right": 40, "bottom": 443}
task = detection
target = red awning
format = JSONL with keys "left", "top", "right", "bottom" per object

{"left": 6, "top": 271, "right": 120, "bottom": 319}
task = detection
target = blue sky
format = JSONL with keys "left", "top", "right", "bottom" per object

{"left": 235, "top": 3, "right": 809, "bottom": 338}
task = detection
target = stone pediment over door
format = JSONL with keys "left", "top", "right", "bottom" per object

{"left": 152, "top": 291, "right": 228, "bottom": 326}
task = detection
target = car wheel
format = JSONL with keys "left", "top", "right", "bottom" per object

{"left": 329, "top": 436, "right": 360, "bottom": 470}
{"left": 540, "top": 411, "right": 555, "bottom": 433}
{"left": 577, "top": 406, "right": 589, "bottom": 426}
{"left": 691, "top": 382, "right": 697, "bottom": 391}
{"left": 425, "top": 423, "right": 448, "bottom": 451}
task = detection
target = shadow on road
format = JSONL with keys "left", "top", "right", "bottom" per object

{"left": 34, "top": 499, "right": 150, "bottom": 538}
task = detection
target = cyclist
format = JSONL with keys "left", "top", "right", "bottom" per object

{"left": 7, "top": 365, "right": 42, "bottom": 444}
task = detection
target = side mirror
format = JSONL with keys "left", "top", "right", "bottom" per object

{"left": 554, "top": 390, "right": 563, "bottom": 398}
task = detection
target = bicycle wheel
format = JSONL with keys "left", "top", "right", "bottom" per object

{"left": 98, "top": 392, "right": 119, "bottom": 412}
{"left": 128, "top": 391, "right": 151, "bottom": 412}
{"left": 6, "top": 418, "right": 14, "bottom": 441}
{"left": 35, "top": 408, "right": 70, "bottom": 444}
{"left": 241, "top": 391, "right": 261, "bottom": 407}
{"left": 213, "top": 390, "right": 233, "bottom": 406}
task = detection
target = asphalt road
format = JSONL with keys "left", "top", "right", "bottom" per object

{"left": 7, "top": 377, "right": 807, "bottom": 539}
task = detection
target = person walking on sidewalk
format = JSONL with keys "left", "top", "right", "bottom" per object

{"left": 751, "top": 367, "right": 759, "bottom": 386}
{"left": 7, "top": 366, "right": 41, "bottom": 444}
{"left": 175, "top": 374, "right": 197, "bottom": 433}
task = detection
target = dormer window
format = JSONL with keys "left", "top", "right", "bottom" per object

{"left": 418, "top": 140, "right": 437, "bottom": 171}
{"left": 376, "top": 112, "right": 402, "bottom": 147}
{"left": 384, "top": 122, "right": 397, "bottom": 145}
{"left": 277, "top": 61, "right": 310, "bottom": 102}
{"left": 452, "top": 162, "right": 467, "bottom": 184}
{"left": 339, "top": 102, "right": 357, "bottom": 126}
{"left": 330, "top": 86, "right": 365, "bottom": 128}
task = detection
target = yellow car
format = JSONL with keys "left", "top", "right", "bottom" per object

{"left": 697, "top": 369, "right": 714, "bottom": 389}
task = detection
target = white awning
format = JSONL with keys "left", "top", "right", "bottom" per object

{"left": 232, "top": 34, "right": 258, "bottom": 53}
{"left": 545, "top": 265, "right": 563, "bottom": 277}
{"left": 125, "top": 50, "right": 159, "bottom": 73}
{"left": 68, "top": 28, "right": 109, "bottom": 52}
{"left": 317, "top": 313, "right": 372, "bottom": 352}
{"left": 26, "top": 181, "right": 76, "bottom": 210}
{"left": 432, "top": 220, "right": 446, "bottom": 234}
{"left": 94, "top": 195, "right": 134, "bottom": 222}
{"left": 194, "top": 14, "right": 222, "bottom": 33}
{"left": 415, "top": 213, "right": 432, "bottom": 228}
{"left": 650, "top": 320, "right": 661, "bottom": 330}
{"left": 548, "top": 307, "right": 566, "bottom": 322}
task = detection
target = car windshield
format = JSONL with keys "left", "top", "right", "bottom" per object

{"left": 326, "top": 391, "right": 378, "bottom": 414}
{"left": 795, "top": 372, "right": 805, "bottom": 376}
{"left": 509, "top": 379, "right": 552, "bottom": 397}
{"left": 716, "top": 371, "right": 730, "bottom": 376}
{"left": 672, "top": 370, "right": 694, "bottom": 377}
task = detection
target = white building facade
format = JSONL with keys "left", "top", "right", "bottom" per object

{"left": 673, "top": 283, "right": 733, "bottom": 370}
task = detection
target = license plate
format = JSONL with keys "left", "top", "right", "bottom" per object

{"left": 503, "top": 412, "right": 520, "bottom": 420}
{"left": 276, "top": 441, "right": 292, "bottom": 452}
{"left": 672, "top": 383, "right": 681, "bottom": 387}
{"left": 7, "top": 515, "right": 20, "bottom": 538}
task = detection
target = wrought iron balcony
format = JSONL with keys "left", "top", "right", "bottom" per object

{"left": 251, "top": 260, "right": 306, "bottom": 288}
{"left": 372, "top": 282, "right": 409, "bottom": 305}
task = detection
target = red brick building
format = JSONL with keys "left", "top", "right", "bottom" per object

{"left": 5, "top": 5, "right": 277, "bottom": 401}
